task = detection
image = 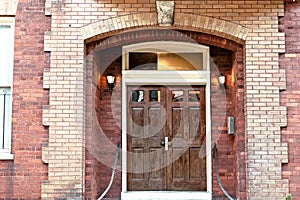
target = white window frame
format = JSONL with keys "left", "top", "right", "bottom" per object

{"left": 0, "top": 17, "right": 15, "bottom": 160}
{"left": 121, "top": 41, "right": 212, "bottom": 200}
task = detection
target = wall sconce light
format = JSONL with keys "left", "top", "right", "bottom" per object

{"left": 218, "top": 73, "right": 226, "bottom": 89}
{"left": 106, "top": 73, "right": 115, "bottom": 93}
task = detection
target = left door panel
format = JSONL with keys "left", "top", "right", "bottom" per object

{"left": 127, "top": 86, "right": 167, "bottom": 191}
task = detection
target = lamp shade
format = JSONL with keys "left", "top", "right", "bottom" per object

{"left": 218, "top": 74, "right": 225, "bottom": 84}
{"left": 106, "top": 73, "right": 115, "bottom": 84}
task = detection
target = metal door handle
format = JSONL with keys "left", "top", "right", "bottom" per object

{"left": 164, "top": 137, "right": 168, "bottom": 151}
{"left": 160, "top": 137, "right": 171, "bottom": 151}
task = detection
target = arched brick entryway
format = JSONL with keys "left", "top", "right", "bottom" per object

{"left": 84, "top": 27, "right": 246, "bottom": 199}
{"left": 42, "top": 11, "right": 288, "bottom": 199}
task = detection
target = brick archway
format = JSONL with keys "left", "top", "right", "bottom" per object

{"left": 81, "top": 13, "right": 287, "bottom": 199}
{"left": 42, "top": 9, "right": 289, "bottom": 199}
{"left": 84, "top": 27, "right": 247, "bottom": 199}
{"left": 81, "top": 12, "right": 249, "bottom": 44}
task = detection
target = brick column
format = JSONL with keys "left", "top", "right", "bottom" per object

{"left": 42, "top": 1, "right": 86, "bottom": 199}
{"left": 245, "top": 30, "right": 288, "bottom": 199}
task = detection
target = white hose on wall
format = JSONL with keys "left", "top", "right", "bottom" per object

{"left": 214, "top": 143, "right": 235, "bottom": 200}
{"left": 98, "top": 143, "right": 121, "bottom": 200}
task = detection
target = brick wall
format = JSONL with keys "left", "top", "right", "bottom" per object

{"left": 94, "top": 47, "right": 122, "bottom": 199}
{"left": 233, "top": 48, "right": 247, "bottom": 199}
{"left": 85, "top": 44, "right": 123, "bottom": 199}
{"left": 210, "top": 46, "right": 238, "bottom": 199}
{"left": 0, "top": 0, "right": 290, "bottom": 199}
{"left": 44, "top": 0, "right": 288, "bottom": 198}
{"left": 280, "top": 1, "right": 300, "bottom": 199}
{"left": 0, "top": 1, "right": 50, "bottom": 199}
{"left": 210, "top": 45, "right": 246, "bottom": 200}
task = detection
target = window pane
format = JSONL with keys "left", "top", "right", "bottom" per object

{"left": 149, "top": 90, "right": 160, "bottom": 102}
{"left": 158, "top": 53, "right": 203, "bottom": 70}
{"left": 4, "top": 89, "right": 11, "bottom": 149}
{"left": 129, "top": 53, "right": 157, "bottom": 70}
{"left": 172, "top": 91, "right": 183, "bottom": 102}
{"left": 188, "top": 90, "right": 201, "bottom": 102}
{"left": 128, "top": 52, "right": 204, "bottom": 71}
{"left": 0, "top": 88, "right": 11, "bottom": 149}
{"left": 0, "top": 19, "right": 14, "bottom": 86}
{"left": 132, "top": 90, "right": 144, "bottom": 102}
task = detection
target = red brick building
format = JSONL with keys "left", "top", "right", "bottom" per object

{"left": 0, "top": 0, "right": 299, "bottom": 199}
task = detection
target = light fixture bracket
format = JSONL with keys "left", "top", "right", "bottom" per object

{"left": 218, "top": 73, "right": 226, "bottom": 89}
{"left": 106, "top": 73, "right": 116, "bottom": 93}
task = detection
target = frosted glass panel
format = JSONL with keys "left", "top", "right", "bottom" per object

{"left": 128, "top": 52, "right": 203, "bottom": 71}
{"left": 158, "top": 53, "right": 203, "bottom": 70}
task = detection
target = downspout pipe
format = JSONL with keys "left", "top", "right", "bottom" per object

{"left": 213, "top": 143, "right": 235, "bottom": 200}
{"left": 98, "top": 143, "right": 121, "bottom": 200}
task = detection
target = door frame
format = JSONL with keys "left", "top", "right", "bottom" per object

{"left": 121, "top": 41, "right": 212, "bottom": 200}
{"left": 121, "top": 71, "right": 212, "bottom": 200}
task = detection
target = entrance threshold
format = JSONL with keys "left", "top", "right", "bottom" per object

{"left": 121, "top": 191, "right": 212, "bottom": 200}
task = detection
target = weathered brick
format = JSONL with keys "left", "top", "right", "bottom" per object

{"left": 280, "top": 3, "right": 300, "bottom": 198}
{"left": 1, "top": 0, "right": 293, "bottom": 199}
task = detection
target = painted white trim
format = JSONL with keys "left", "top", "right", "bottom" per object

{"left": 122, "top": 71, "right": 210, "bottom": 85}
{"left": 206, "top": 76, "right": 212, "bottom": 194}
{"left": 121, "top": 72, "right": 212, "bottom": 195}
{"left": 121, "top": 79, "right": 128, "bottom": 192}
{"left": 0, "top": 152, "right": 14, "bottom": 160}
{"left": 121, "top": 191, "right": 212, "bottom": 200}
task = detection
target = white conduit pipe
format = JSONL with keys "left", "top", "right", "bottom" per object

{"left": 214, "top": 143, "right": 235, "bottom": 200}
{"left": 98, "top": 143, "right": 121, "bottom": 200}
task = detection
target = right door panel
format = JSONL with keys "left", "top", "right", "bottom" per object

{"left": 167, "top": 86, "right": 206, "bottom": 191}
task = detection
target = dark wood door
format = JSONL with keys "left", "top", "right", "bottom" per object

{"left": 127, "top": 86, "right": 167, "bottom": 191}
{"left": 166, "top": 86, "right": 206, "bottom": 191}
{"left": 127, "top": 86, "right": 206, "bottom": 191}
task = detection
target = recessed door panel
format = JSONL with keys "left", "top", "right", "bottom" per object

{"left": 172, "top": 108, "right": 184, "bottom": 138}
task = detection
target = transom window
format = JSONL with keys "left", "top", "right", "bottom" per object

{"left": 129, "top": 52, "right": 204, "bottom": 70}
{"left": 123, "top": 41, "right": 210, "bottom": 71}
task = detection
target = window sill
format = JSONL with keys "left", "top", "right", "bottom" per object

{"left": 0, "top": 153, "right": 14, "bottom": 160}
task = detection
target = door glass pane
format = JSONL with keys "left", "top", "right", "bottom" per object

{"left": 188, "top": 90, "right": 201, "bottom": 102}
{"left": 132, "top": 90, "right": 144, "bottom": 102}
{"left": 172, "top": 91, "right": 183, "bottom": 102}
{"left": 149, "top": 90, "right": 160, "bottom": 102}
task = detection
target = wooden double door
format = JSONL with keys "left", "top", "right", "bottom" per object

{"left": 127, "top": 85, "right": 206, "bottom": 191}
